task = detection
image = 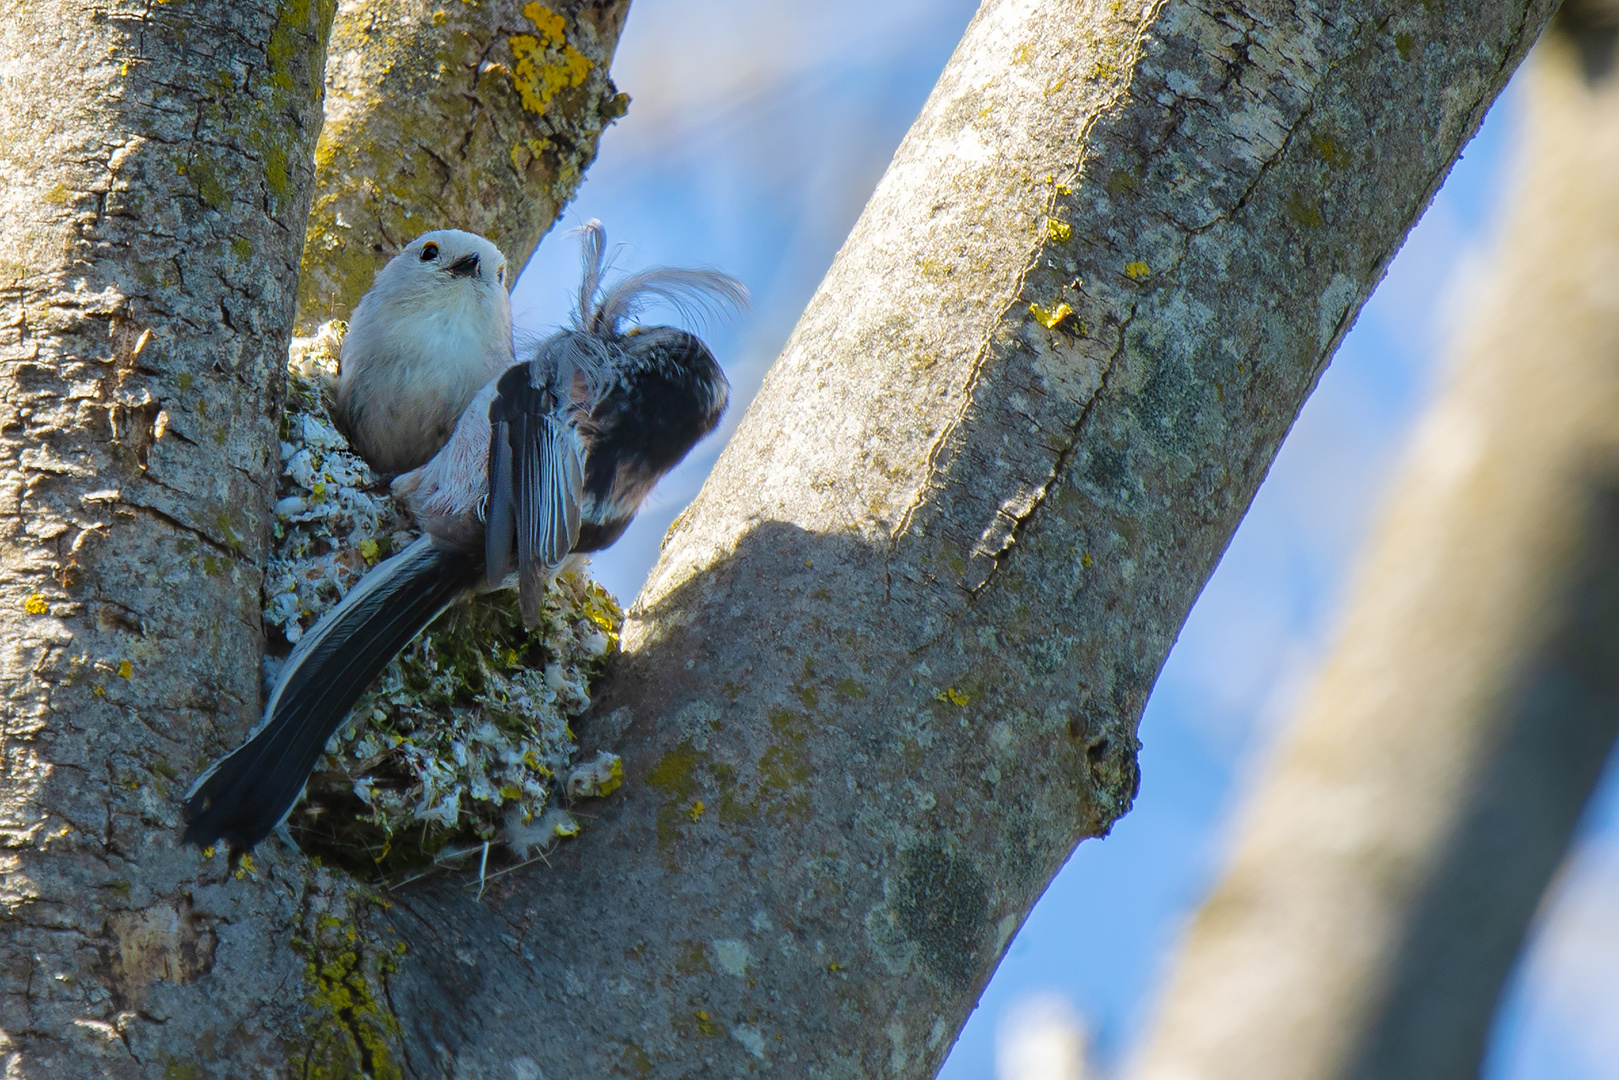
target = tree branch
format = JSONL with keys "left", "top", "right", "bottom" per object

{"left": 370, "top": 0, "right": 1558, "bottom": 1075}
{"left": 1129, "top": 20, "right": 1619, "bottom": 1080}
{"left": 0, "top": 0, "right": 336, "bottom": 1072}
{"left": 296, "top": 0, "right": 631, "bottom": 330}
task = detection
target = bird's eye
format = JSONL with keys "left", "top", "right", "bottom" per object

{"left": 496, "top": 265, "right": 505, "bottom": 284}
{"left": 420, "top": 242, "right": 439, "bottom": 262}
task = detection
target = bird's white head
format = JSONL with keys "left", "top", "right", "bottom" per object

{"left": 338, "top": 229, "right": 516, "bottom": 474}
{"left": 371, "top": 229, "right": 511, "bottom": 305}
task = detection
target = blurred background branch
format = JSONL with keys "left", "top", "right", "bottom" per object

{"left": 1126, "top": 13, "right": 1619, "bottom": 1080}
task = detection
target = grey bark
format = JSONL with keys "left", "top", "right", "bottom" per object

{"left": 0, "top": 0, "right": 336, "bottom": 1075}
{"left": 297, "top": 0, "right": 631, "bottom": 330}
{"left": 371, "top": 0, "right": 1558, "bottom": 1077}
{"left": 0, "top": 0, "right": 1562, "bottom": 1076}
{"left": 0, "top": 1, "right": 635, "bottom": 1075}
{"left": 1127, "top": 17, "right": 1619, "bottom": 1080}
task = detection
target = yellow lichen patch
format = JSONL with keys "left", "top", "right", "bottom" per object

{"left": 263, "top": 144, "right": 291, "bottom": 201}
{"left": 23, "top": 594, "right": 48, "bottom": 615}
{"left": 917, "top": 256, "right": 954, "bottom": 283}
{"left": 118, "top": 660, "right": 133, "bottom": 680}
{"left": 648, "top": 744, "right": 707, "bottom": 849}
{"left": 1029, "top": 302, "right": 1073, "bottom": 330}
{"left": 597, "top": 756, "right": 625, "bottom": 797}
{"left": 507, "top": 3, "right": 593, "bottom": 114}
{"left": 687, "top": 800, "right": 705, "bottom": 822}
{"left": 935, "top": 687, "right": 970, "bottom": 707}
{"left": 1124, "top": 261, "right": 1151, "bottom": 281}
{"left": 1046, "top": 217, "right": 1073, "bottom": 243}
{"left": 1311, "top": 131, "right": 1351, "bottom": 169}
{"left": 647, "top": 748, "right": 700, "bottom": 800}
{"left": 1286, "top": 192, "right": 1325, "bottom": 229}
{"left": 182, "top": 152, "right": 232, "bottom": 210}
{"left": 757, "top": 709, "right": 813, "bottom": 822}
{"left": 509, "top": 135, "right": 552, "bottom": 172}
{"left": 833, "top": 677, "right": 868, "bottom": 700}
{"left": 294, "top": 909, "right": 404, "bottom": 1080}
{"left": 579, "top": 578, "right": 624, "bottom": 650}
{"left": 1107, "top": 169, "right": 1142, "bottom": 195}
{"left": 664, "top": 505, "right": 696, "bottom": 546}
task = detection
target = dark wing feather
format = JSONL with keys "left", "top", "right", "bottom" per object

{"left": 484, "top": 412, "right": 515, "bottom": 589}
{"left": 489, "top": 361, "right": 585, "bottom": 624}
{"left": 182, "top": 538, "right": 480, "bottom": 852}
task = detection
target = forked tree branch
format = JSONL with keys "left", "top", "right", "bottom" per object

{"left": 0, "top": 0, "right": 1560, "bottom": 1074}
{"left": 374, "top": 0, "right": 1558, "bottom": 1075}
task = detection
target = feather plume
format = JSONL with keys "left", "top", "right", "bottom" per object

{"left": 571, "top": 220, "right": 748, "bottom": 340}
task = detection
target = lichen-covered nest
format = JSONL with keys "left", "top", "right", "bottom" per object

{"left": 266, "top": 326, "right": 623, "bottom": 878}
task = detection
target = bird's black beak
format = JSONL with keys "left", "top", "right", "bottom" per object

{"left": 446, "top": 253, "right": 481, "bottom": 279}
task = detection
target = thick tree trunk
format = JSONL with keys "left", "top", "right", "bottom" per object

{"left": 0, "top": 0, "right": 335, "bottom": 1075}
{"left": 297, "top": 0, "right": 631, "bottom": 329}
{"left": 370, "top": 0, "right": 1557, "bottom": 1076}
{"left": 1127, "top": 18, "right": 1619, "bottom": 1080}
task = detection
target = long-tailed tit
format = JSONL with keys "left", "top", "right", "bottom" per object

{"left": 182, "top": 223, "right": 744, "bottom": 853}
{"left": 337, "top": 229, "right": 513, "bottom": 474}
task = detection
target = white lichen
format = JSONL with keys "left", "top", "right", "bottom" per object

{"left": 269, "top": 325, "right": 623, "bottom": 873}
{"left": 566, "top": 750, "right": 625, "bottom": 800}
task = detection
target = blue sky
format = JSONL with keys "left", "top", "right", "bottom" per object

{"left": 510, "top": 5, "right": 1619, "bottom": 1076}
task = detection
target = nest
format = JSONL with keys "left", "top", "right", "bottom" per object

{"left": 266, "top": 325, "right": 623, "bottom": 878}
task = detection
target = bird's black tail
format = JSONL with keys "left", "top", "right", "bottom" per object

{"left": 183, "top": 537, "right": 481, "bottom": 852}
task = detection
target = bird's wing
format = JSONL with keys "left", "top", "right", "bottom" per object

{"left": 486, "top": 362, "right": 584, "bottom": 623}
{"left": 484, "top": 410, "right": 515, "bottom": 590}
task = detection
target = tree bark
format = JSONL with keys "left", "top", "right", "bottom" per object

{"left": 370, "top": 1, "right": 1557, "bottom": 1077}
{"left": 0, "top": 0, "right": 335, "bottom": 1075}
{"left": 296, "top": 0, "right": 631, "bottom": 330}
{"left": 0, "top": 0, "right": 1565, "bottom": 1075}
{"left": 1127, "top": 17, "right": 1619, "bottom": 1080}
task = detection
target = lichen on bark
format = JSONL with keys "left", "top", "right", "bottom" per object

{"left": 0, "top": 0, "right": 1567, "bottom": 1074}
{"left": 0, "top": 0, "right": 337, "bottom": 1072}
{"left": 369, "top": 1, "right": 1561, "bottom": 1076}
{"left": 297, "top": 0, "right": 632, "bottom": 330}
